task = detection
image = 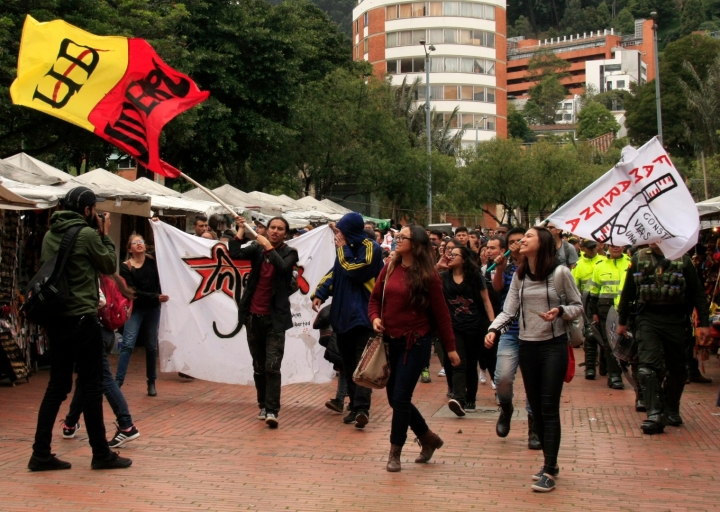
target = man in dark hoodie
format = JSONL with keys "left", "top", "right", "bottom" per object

{"left": 29, "top": 186, "right": 131, "bottom": 472}
{"left": 312, "top": 213, "right": 383, "bottom": 428}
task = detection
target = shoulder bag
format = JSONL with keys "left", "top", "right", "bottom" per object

{"left": 353, "top": 264, "right": 393, "bottom": 389}
{"left": 552, "top": 265, "right": 585, "bottom": 348}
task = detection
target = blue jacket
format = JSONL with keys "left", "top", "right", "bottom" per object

{"left": 311, "top": 213, "right": 383, "bottom": 334}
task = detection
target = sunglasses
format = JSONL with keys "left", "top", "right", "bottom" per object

{"left": 131, "top": 240, "right": 145, "bottom": 245}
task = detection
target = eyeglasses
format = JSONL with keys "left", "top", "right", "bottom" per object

{"left": 446, "top": 252, "right": 462, "bottom": 259}
{"left": 131, "top": 240, "right": 145, "bottom": 245}
{"left": 396, "top": 235, "right": 412, "bottom": 242}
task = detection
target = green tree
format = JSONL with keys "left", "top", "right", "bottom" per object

{"left": 529, "top": 75, "right": 567, "bottom": 124}
{"left": 681, "top": 0, "right": 707, "bottom": 36}
{"left": 508, "top": 104, "right": 536, "bottom": 141}
{"left": 678, "top": 56, "right": 720, "bottom": 156}
{"left": 577, "top": 102, "right": 621, "bottom": 139}
{"left": 595, "top": 2, "right": 612, "bottom": 30}
{"left": 561, "top": 0, "right": 588, "bottom": 34}
{"left": 613, "top": 7, "right": 636, "bottom": 35}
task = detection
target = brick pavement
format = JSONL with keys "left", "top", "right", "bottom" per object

{"left": 1, "top": 348, "right": 720, "bottom": 511}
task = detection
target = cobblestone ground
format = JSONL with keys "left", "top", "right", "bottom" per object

{"left": 2, "top": 347, "right": 720, "bottom": 511}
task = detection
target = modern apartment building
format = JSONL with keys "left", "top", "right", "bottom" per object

{"left": 507, "top": 19, "right": 655, "bottom": 99}
{"left": 351, "top": 0, "right": 508, "bottom": 143}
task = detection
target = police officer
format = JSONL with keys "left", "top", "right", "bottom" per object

{"left": 588, "top": 245, "right": 629, "bottom": 390}
{"left": 572, "top": 240, "right": 605, "bottom": 379}
{"left": 617, "top": 243, "right": 709, "bottom": 435}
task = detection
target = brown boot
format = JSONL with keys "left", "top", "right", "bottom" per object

{"left": 414, "top": 430, "right": 444, "bottom": 463}
{"left": 387, "top": 444, "right": 402, "bottom": 472}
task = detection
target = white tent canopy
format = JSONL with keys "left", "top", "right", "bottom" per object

{"left": 0, "top": 158, "right": 61, "bottom": 186}
{"left": 321, "top": 198, "right": 352, "bottom": 214}
{"left": 0, "top": 178, "right": 39, "bottom": 209}
{"left": 184, "top": 184, "right": 281, "bottom": 216}
{"left": 697, "top": 195, "right": 720, "bottom": 216}
{"left": 134, "top": 177, "right": 183, "bottom": 197}
{"left": 5, "top": 153, "right": 74, "bottom": 182}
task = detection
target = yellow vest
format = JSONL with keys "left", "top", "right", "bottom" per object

{"left": 588, "top": 255, "right": 631, "bottom": 308}
{"left": 572, "top": 253, "right": 606, "bottom": 293}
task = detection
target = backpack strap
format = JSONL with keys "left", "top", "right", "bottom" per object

{"left": 553, "top": 265, "right": 566, "bottom": 304}
{"left": 50, "top": 225, "right": 84, "bottom": 283}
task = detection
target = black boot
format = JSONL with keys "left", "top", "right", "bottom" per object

{"left": 598, "top": 346, "right": 608, "bottom": 376}
{"left": 584, "top": 339, "right": 597, "bottom": 379}
{"left": 639, "top": 367, "right": 664, "bottom": 435}
{"left": 147, "top": 380, "right": 157, "bottom": 397}
{"left": 528, "top": 414, "right": 541, "bottom": 450}
{"left": 606, "top": 350, "right": 624, "bottom": 389}
{"left": 664, "top": 373, "right": 685, "bottom": 427}
{"left": 496, "top": 402, "right": 513, "bottom": 438}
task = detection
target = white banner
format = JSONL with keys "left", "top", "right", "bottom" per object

{"left": 151, "top": 221, "right": 337, "bottom": 385}
{"left": 547, "top": 137, "right": 699, "bottom": 260}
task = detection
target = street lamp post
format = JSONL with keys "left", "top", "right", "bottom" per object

{"left": 651, "top": 11, "right": 663, "bottom": 145}
{"left": 475, "top": 116, "right": 488, "bottom": 146}
{"left": 420, "top": 40, "right": 435, "bottom": 226}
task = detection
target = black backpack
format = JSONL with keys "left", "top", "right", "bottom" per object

{"left": 21, "top": 225, "right": 83, "bottom": 326}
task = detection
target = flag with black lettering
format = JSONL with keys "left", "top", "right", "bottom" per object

{"left": 10, "top": 15, "right": 208, "bottom": 178}
{"left": 546, "top": 137, "right": 698, "bottom": 260}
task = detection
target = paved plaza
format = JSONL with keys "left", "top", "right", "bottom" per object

{"left": 2, "top": 348, "right": 720, "bottom": 511}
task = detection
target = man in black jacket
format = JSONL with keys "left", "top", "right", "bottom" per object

{"left": 230, "top": 217, "right": 299, "bottom": 428}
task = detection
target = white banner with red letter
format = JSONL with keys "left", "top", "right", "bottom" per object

{"left": 546, "top": 137, "right": 699, "bottom": 260}
{"left": 150, "top": 221, "right": 337, "bottom": 385}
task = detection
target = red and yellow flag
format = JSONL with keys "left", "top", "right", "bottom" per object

{"left": 10, "top": 16, "right": 209, "bottom": 178}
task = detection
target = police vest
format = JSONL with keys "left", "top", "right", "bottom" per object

{"left": 633, "top": 249, "right": 686, "bottom": 305}
{"left": 590, "top": 255, "right": 631, "bottom": 308}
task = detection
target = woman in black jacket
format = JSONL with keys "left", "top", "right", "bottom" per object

{"left": 115, "top": 234, "right": 169, "bottom": 396}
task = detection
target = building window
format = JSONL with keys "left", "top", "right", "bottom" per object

{"left": 563, "top": 102, "right": 572, "bottom": 110}
{"left": 564, "top": 113, "right": 572, "bottom": 120}
{"left": 606, "top": 81, "right": 613, "bottom": 90}
{"left": 364, "top": 12, "right": 368, "bottom": 25}
{"left": 386, "top": 2, "right": 496, "bottom": 20}
{"left": 387, "top": 60, "right": 398, "bottom": 73}
{"left": 617, "top": 80, "right": 626, "bottom": 88}
{"left": 363, "top": 38, "right": 369, "bottom": 53}
{"left": 355, "top": 19, "right": 359, "bottom": 34}
{"left": 386, "top": 29, "right": 497, "bottom": 48}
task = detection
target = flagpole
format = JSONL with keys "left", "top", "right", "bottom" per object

{"left": 179, "top": 172, "right": 257, "bottom": 237}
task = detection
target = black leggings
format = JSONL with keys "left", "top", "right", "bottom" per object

{"left": 518, "top": 336, "right": 567, "bottom": 474}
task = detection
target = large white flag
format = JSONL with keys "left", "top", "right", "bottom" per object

{"left": 547, "top": 137, "right": 699, "bottom": 260}
{"left": 151, "top": 221, "right": 337, "bottom": 385}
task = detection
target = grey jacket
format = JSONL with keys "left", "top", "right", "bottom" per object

{"left": 488, "top": 265, "right": 583, "bottom": 341}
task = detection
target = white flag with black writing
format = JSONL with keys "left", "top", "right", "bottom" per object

{"left": 547, "top": 137, "right": 698, "bottom": 260}
{"left": 151, "top": 221, "right": 337, "bottom": 385}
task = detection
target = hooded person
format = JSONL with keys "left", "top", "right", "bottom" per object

{"left": 311, "top": 212, "right": 383, "bottom": 428}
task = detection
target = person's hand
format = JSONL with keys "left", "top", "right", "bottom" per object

{"left": 159, "top": 294, "right": 169, "bottom": 303}
{"left": 312, "top": 298, "right": 323, "bottom": 312}
{"left": 448, "top": 350, "right": 461, "bottom": 367}
{"left": 508, "top": 240, "right": 521, "bottom": 253}
{"left": 235, "top": 215, "right": 246, "bottom": 227}
{"left": 593, "top": 314, "right": 600, "bottom": 323}
{"left": 494, "top": 254, "right": 507, "bottom": 271}
{"left": 372, "top": 318, "right": 384, "bottom": 333}
{"left": 696, "top": 326, "right": 710, "bottom": 343}
{"left": 151, "top": 216, "right": 159, "bottom": 222}
{"left": 617, "top": 324, "right": 627, "bottom": 336}
{"left": 539, "top": 308, "right": 560, "bottom": 322}
{"left": 256, "top": 234, "right": 273, "bottom": 250}
{"left": 437, "top": 253, "right": 450, "bottom": 270}
{"left": 335, "top": 231, "right": 347, "bottom": 247}
{"left": 484, "top": 331, "right": 496, "bottom": 348}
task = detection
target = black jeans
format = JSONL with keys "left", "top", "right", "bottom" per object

{"left": 518, "top": 336, "right": 567, "bottom": 474}
{"left": 451, "top": 329, "right": 472, "bottom": 405}
{"left": 386, "top": 333, "right": 432, "bottom": 445}
{"left": 246, "top": 314, "right": 286, "bottom": 415}
{"left": 337, "top": 326, "right": 373, "bottom": 413}
{"left": 466, "top": 322, "right": 495, "bottom": 403}
{"left": 33, "top": 315, "right": 111, "bottom": 459}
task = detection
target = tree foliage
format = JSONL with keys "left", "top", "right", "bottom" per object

{"left": 577, "top": 102, "right": 621, "bottom": 139}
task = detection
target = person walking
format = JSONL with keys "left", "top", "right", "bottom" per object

{"left": 616, "top": 243, "right": 709, "bottom": 434}
{"left": 312, "top": 212, "right": 383, "bottom": 428}
{"left": 115, "top": 234, "right": 169, "bottom": 396}
{"left": 368, "top": 226, "right": 460, "bottom": 472}
{"left": 229, "top": 217, "right": 299, "bottom": 428}
{"left": 29, "top": 186, "right": 131, "bottom": 471}
{"left": 441, "top": 244, "right": 495, "bottom": 416}
{"left": 485, "top": 226, "right": 583, "bottom": 492}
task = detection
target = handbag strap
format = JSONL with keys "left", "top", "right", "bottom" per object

{"left": 380, "top": 262, "right": 394, "bottom": 321}
{"left": 50, "top": 225, "right": 84, "bottom": 282}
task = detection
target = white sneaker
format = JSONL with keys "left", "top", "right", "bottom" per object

{"left": 438, "top": 368, "right": 446, "bottom": 377}
{"left": 479, "top": 370, "right": 487, "bottom": 384}
{"left": 491, "top": 380, "right": 497, "bottom": 390}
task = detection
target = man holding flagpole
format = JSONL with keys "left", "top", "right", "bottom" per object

{"left": 228, "top": 217, "right": 298, "bottom": 429}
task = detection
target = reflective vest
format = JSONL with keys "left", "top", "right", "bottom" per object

{"left": 572, "top": 253, "right": 606, "bottom": 293}
{"left": 588, "top": 254, "right": 631, "bottom": 309}
{"left": 632, "top": 249, "right": 686, "bottom": 305}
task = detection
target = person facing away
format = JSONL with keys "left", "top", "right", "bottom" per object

{"left": 311, "top": 212, "right": 383, "bottom": 429}
{"left": 29, "top": 186, "right": 131, "bottom": 472}
{"left": 229, "top": 216, "right": 299, "bottom": 429}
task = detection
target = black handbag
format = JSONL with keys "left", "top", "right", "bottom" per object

{"left": 21, "top": 226, "right": 83, "bottom": 326}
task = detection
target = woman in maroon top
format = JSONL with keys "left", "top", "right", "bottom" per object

{"left": 369, "top": 225, "right": 459, "bottom": 472}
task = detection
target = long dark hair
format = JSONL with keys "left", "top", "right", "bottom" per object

{"left": 517, "top": 227, "right": 557, "bottom": 281}
{"left": 450, "top": 244, "right": 482, "bottom": 286}
{"left": 391, "top": 225, "right": 437, "bottom": 311}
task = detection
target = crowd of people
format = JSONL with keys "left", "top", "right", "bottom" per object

{"left": 27, "top": 188, "right": 716, "bottom": 495}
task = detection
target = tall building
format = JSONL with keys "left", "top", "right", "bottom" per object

{"left": 352, "top": 0, "right": 508, "bottom": 143}
{"left": 507, "top": 19, "right": 655, "bottom": 99}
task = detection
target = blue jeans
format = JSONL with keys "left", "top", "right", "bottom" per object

{"left": 385, "top": 333, "right": 433, "bottom": 445}
{"left": 335, "top": 370, "right": 348, "bottom": 401}
{"left": 494, "top": 331, "right": 531, "bottom": 413}
{"left": 66, "top": 333, "right": 133, "bottom": 430}
{"left": 115, "top": 306, "right": 161, "bottom": 386}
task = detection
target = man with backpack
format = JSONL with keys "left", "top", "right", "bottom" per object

{"left": 28, "top": 186, "right": 132, "bottom": 471}
{"left": 546, "top": 223, "right": 578, "bottom": 269}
